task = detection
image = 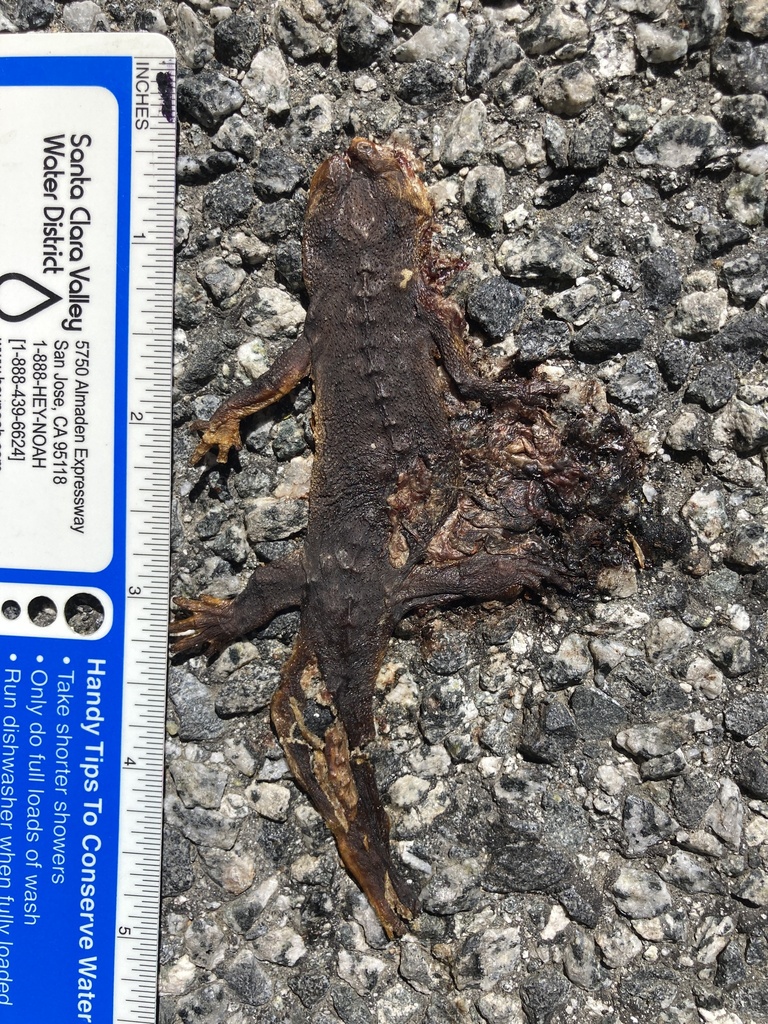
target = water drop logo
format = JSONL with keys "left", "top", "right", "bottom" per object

{"left": 0, "top": 272, "right": 62, "bottom": 322}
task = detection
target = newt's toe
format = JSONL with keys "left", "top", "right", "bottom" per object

{"left": 190, "top": 417, "right": 243, "bottom": 465}
{"left": 169, "top": 595, "right": 235, "bottom": 657}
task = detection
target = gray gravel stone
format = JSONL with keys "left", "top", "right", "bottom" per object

{"left": 635, "top": 115, "right": 727, "bottom": 169}
{"left": 441, "top": 99, "right": 486, "bottom": 168}
{"left": 519, "top": 6, "right": 588, "bottom": 57}
{"left": 170, "top": 760, "right": 228, "bottom": 810}
{"left": 726, "top": 522, "right": 768, "bottom": 571}
{"left": 15, "top": 0, "right": 55, "bottom": 30}
{"left": 612, "top": 867, "right": 672, "bottom": 918}
{"left": 734, "top": 0, "right": 768, "bottom": 39}
{"left": 497, "top": 228, "right": 587, "bottom": 284}
{"left": 670, "top": 288, "right": 728, "bottom": 339}
{"left": 466, "top": 21, "right": 524, "bottom": 91}
{"left": 168, "top": 668, "right": 226, "bottom": 742}
{"left": 538, "top": 64, "right": 597, "bottom": 117}
{"left": 713, "top": 37, "right": 768, "bottom": 94}
{"left": 726, "top": 173, "right": 767, "bottom": 227}
{"left": 706, "top": 632, "right": 754, "bottom": 677}
{"left": 175, "top": 3, "right": 214, "bottom": 70}
{"left": 274, "top": 3, "right": 328, "bottom": 62}
{"left": 540, "top": 632, "right": 592, "bottom": 690}
{"left": 61, "top": 1, "right": 107, "bottom": 31}
{"left": 220, "top": 949, "right": 273, "bottom": 1006}
{"left": 635, "top": 22, "right": 689, "bottom": 64}
{"left": 243, "top": 46, "right": 291, "bottom": 118}
{"left": 722, "top": 248, "right": 768, "bottom": 305}
{"left": 622, "top": 794, "right": 677, "bottom": 855}
{"left": 392, "top": 13, "right": 468, "bottom": 65}
{"left": 463, "top": 164, "right": 505, "bottom": 233}
{"left": 605, "top": 353, "right": 661, "bottom": 412}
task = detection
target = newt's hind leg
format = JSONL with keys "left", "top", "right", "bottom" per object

{"left": 399, "top": 547, "right": 572, "bottom": 612}
{"left": 170, "top": 554, "right": 305, "bottom": 657}
{"left": 271, "top": 637, "right": 419, "bottom": 939}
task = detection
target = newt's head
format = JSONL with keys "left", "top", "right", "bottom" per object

{"left": 303, "top": 137, "right": 435, "bottom": 294}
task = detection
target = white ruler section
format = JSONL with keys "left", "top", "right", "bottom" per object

{"left": 118, "top": 46, "right": 176, "bottom": 1024}
{"left": 0, "top": 33, "right": 175, "bottom": 1024}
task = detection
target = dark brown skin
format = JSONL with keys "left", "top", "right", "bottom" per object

{"left": 171, "top": 138, "right": 638, "bottom": 937}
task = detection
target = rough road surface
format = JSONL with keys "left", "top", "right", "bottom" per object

{"left": 4, "top": 1, "right": 768, "bottom": 1022}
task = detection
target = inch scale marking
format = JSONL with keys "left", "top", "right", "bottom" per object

{"left": 0, "top": 34, "right": 175, "bottom": 1024}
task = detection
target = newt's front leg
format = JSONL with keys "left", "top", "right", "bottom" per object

{"left": 271, "top": 635, "right": 419, "bottom": 938}
{"left": 192, "top": 334, "right": 311, "bottom": 463}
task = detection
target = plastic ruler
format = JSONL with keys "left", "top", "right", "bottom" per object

{"left": 0, "top": 33, "right": 175, "bottom": 1023}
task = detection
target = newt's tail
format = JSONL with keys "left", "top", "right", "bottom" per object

{"left": 271, "top": 637, "right": 419, "bottom": 938}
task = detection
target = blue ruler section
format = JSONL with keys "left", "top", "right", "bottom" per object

{"left": 0, "top": 56, "right": 132, "bottom": 1023}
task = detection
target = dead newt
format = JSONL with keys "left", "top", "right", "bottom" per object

{"left": 171, "top": 137, "right": 640, "bottom": 938}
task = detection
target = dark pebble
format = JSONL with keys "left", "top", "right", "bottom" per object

{"left": 619, "top": 968, "right": 679, "bottom": 1020}
{"left": 203, "top": 172, "right": 256, "bottom": 228}
{"left": 716, "top": 311, "right": 768, "bottom": 369}
{"left": 177, "top": 150, "right": 239, "bottom": 185}
{"left": 253, "top": 198, "right": 302, "bottom": 242}
{"left": 520, "top": 969, "right": 570, "bottom": 1024}
{"left": 713, "top": 37, "right": 768, "bottom": 94}
{"left": 724, "top": 692, "right": 768, "bottom": 738}
{"left": 275, "top": 240, "right": 305, "bottom": 293}
{"left": 656, "top": 336, "right": 694, "bottom": 389}
{"left": 16, "top": 0, "right": 54, "bottom": 30}
{"left": 331, "top": 983, "right": 376, "bottom": 1024}
{"left": 734, "top": 747, "right": 768, "bottom": 799}
{"left": 220, "top": 950, "right": 272, "bottom": 1007}
{"left": 515, "top": 318, "right": 571, "bottom": 363}
{"left": 696, "top": 217, "right": 752, "bottom": 260}
{"left": 715, "top": 941, "right": 748, "bottom": 990}
{"left": 396, "top": 60, "right": 454, "bottom": 105}
{"left": 214, "top": 13, "right": 261, "bottom": 70}
{"left": 534, "top": 174, "right": 586, "bottom": 209}
{"left": 640, "top": 248, "right": 682, "bottom": 310}
{"left": 571, "top": 309, "right": 651, "bottom": 361}
{"left": 722, "top": 251, "right": 768, "bottom": 307}
{"left": 670, "top": 769, "right": 719, "bottom": 829}
{"left": 467, "top": 276, "right": 525, "bottom": 339}
{"left": 177, "top": 69, "right": 245, "bottom": 133}
{"left": 519, "top": 693, "right": 578, "bottom": 765}
{"left": 557, "top": 881, "right": 603, "bottom": 928}
{"left": 570, "top": 686, "right": 627, "bottom": 740}
{"left": 686, "top": 362, "right": 738, "bottom": 410}
{"left": 252, "top": 149, "right": 305, "bottom": 199}
{"left": 337, "top": 0, "right": 393, "bottom": 67}
{"left": 570, "top": 115, "right": 612, "bottom": 171}
{"left": 484, "top": 841, "right": 573, "bottom": 894}
{"left": 720, "top": 93, "right": 768, "bottom": 145}
{"left": 162, "top": 824, "right": 194, "bottom": 896}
